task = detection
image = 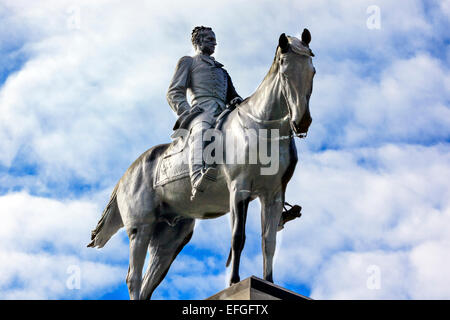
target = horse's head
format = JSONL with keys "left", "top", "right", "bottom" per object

{"left": 277, "top": 29, "right": 315, "bottom": 136}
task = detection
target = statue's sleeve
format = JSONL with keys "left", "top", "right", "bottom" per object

{"left": 225, "top": 70, "right": 242, "bottom": 104}
{"left": 166, "top": 56, "right": 193, "bottom": 115}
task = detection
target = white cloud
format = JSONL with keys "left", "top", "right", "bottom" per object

{"left": 310, "top": 240, "right": 450, "bottom": 300}
{"left": 153, "top": 272, "right": 228, "bottom": 300}
{"left": 307, "top": 53, "right": 450, "bottom": 149}
{"left": 273, "top": 143, "right": 450, "bottom": 298}
{"left": 0, "top": 251, "right": 125, "bottom": 299}
{"left": 0, "top": 191, "right": 128, "bottom": 299}
{"left": 310, "top": 250, "right": 412, "bottom": 299}
{"left": 409, "top": 241, "right": 450, "bottom": 299}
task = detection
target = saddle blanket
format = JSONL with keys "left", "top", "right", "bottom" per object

{"left": 154, "top": 107, "right": 233, "bottom": 188}
{"left": 154, "top": 135, "right": 190, "bottom": 187}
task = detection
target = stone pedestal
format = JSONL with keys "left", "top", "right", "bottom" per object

{"left": 206, "top": 276, "right": 311, "bottom": 300}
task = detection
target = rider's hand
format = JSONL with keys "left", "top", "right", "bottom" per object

{"left": 228, "top": 97, "right": 243, "bottom": 110}
{"left": 230, "top": 97, "right": 243, "bottom": 106}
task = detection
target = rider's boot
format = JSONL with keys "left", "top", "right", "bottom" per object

{"left": 189, "top": 123, "right": 217, "bottom": 201}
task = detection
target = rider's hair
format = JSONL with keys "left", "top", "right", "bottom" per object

{"left": 191, "top": 26, "right": 213, "bottom": 47}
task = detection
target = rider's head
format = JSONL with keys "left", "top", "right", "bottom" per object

{"left": 192, "top": 26, "right": 216, "bottom": 56}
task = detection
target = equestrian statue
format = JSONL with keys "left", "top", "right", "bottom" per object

{"left": 88, "top": 26, "right": 315, "bottom": 300}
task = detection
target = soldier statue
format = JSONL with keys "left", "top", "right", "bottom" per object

{"left": 88, "top": 27, "right": 313, "bottom": 299}
{"left": 166, "top": 26, "right": 243, "bottom": 201}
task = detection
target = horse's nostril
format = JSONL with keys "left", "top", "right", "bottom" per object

{"left": 298, "top": 115, "right": 312, "bottom": 133}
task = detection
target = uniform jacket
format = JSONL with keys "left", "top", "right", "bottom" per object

{"left": 167, "top": 54, "right": 241, "bottom": 130}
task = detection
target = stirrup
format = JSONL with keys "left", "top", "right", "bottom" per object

{"left": 278, "top": 202, "right": 302, "bottom": 231}
{"left": 190, "top": 167, "right": 218, "bottom": 201}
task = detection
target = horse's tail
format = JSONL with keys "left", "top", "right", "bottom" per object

{"left": 87, "top": 183, "right": 123, "bottom": 248}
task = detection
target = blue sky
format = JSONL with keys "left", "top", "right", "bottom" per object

{"left": 0, "top": 0, "right": 449, "bottom": 299}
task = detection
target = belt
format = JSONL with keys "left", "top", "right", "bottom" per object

{"left": 191, "top": 96, "right": 226, "bottom": 110}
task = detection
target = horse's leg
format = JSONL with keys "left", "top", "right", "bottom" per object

{"left": 260, "top": 190, "right": 284, "bottom": 283}
{"left": 140, "top": 218, "right": 195, "bottom": 300}
{"left": 125, "top": 223, "right": 152, "bottom": 300}
{"left": 229, "top": 186, "right": 251, "bottom": 286}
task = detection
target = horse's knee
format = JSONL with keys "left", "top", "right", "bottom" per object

{"left": 127, "top": 224, "right": 152, "bottom": 241}
{"left": 127, "top": 227, "right": 138, "bottom": 239}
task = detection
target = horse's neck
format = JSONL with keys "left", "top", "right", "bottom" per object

{"left": 240, "top": 68, "right": 288, "bottom": 125}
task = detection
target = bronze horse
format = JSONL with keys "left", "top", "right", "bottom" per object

{"left": 88, "top": 30, "right": 315, "bottom": 300}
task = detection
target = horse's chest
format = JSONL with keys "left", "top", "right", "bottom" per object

{"left": 225, "top": 153, "right": 291, "bottom": 191}
{"left": 254, "top": 158, "right": 290, "bottom": 189}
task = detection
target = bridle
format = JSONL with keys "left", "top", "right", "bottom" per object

{"left": 278, "top": 46, "right": 314, "bottom": 139}
{"left": 237, "top": 49, "right": 312, "bottom": 140}
{"left": 279, "top": 70, "right": 308, "bottom": 139}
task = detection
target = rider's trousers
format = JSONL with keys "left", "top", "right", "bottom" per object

{"left": 187, "top": 101, "right": 223, "bottom": 188}
{"left": 188, "top": 120, "right": 211, "bottom": 186}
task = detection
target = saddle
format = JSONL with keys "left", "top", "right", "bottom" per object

{"left": 154, "top": 108, "right": 233, "bottom": 187}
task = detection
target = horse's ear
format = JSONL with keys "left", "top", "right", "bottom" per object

{"left": 279, "top": 33, "right": 289, "bottom": 53}
{"left": 301, "top": 28, "right": 311, "bottom": 46}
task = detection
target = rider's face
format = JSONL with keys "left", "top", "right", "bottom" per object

{"left": 199, "top": 31, "right": 216, "bottom": 55}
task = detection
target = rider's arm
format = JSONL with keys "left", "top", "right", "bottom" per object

{"left": 225, "top": 71, "right": 242, "bottom": 104}
{"left": 167, "top": 56, "right": 193, "bottom": 115}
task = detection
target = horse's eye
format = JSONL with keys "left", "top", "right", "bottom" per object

{"left": 280, "top": 58, "right": 285, "bottom": 65}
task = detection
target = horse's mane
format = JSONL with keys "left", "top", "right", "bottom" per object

{"left": 237, "top": 47, "right": 280, "bottom": 106}
{"left": 262, "top": 46, "right": 281, "bottom": 84}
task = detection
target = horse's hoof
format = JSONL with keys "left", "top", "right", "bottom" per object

{"left": 278, "top": 204, "right": 302, "bottom": 231}
{"left": 229, "top": 275, "right": 240, "bottom": 286}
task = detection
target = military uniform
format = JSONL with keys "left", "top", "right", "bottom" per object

{"left": 167, "top": 53, "right": 241, "bottom": 197}
{"left": 167, "top": 54, "right": 240, "bottom": 130}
